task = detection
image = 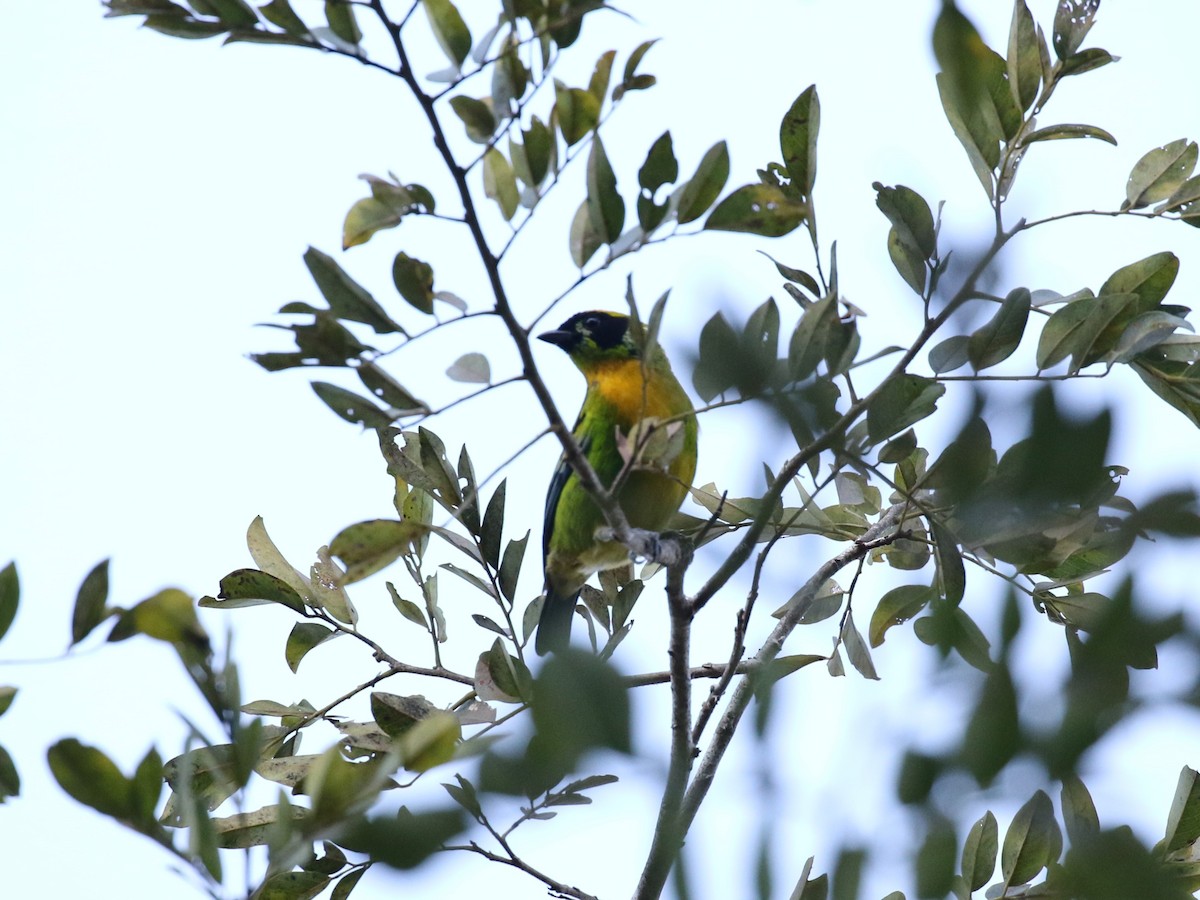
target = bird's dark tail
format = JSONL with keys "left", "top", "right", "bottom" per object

{"left": 535, "top": 588, "right": 579, "bottom": 655}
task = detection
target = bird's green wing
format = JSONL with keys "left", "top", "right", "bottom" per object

{"left": 543, "top": 412, "right": 590, "bottom": 564}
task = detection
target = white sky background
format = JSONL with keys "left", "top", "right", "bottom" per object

{"left": 4, "top": 1, "right": 1200, "bottom": 898}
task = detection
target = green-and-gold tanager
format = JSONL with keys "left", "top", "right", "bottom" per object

{"left": 536, "top": 311, "right": 698, "bottom": 654}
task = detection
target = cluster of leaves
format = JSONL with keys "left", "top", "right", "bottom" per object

{"left": 898, "top": 768, "right": 1200, "bottom": 900}
{"left": 32, "top": 0, "right": 1200, "bottom": 898}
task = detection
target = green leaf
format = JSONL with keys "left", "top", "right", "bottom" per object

{"left": 554, "top": 80, "right": 600, "bottom": 146}
{"left": 841, "top": 610, "right": 878, "bottom": 680}
{"left": 392, "top": 252, "right": 435, "bottom": 314}
{"left": 1099, "top": 252, "right": 1179, "bottom": 312}
{"left": 886, "top": 228, "right": 926, "bottom": 295}
{"left": 523, "top": 116, "right": 552, "bottom": 186}
{"left": 482, "top": 148, "right": 519, "bottom": 221}
{"left": 259, "top": 0, "right": 308, "bottom": 36}
{"left": 285, "top": 622, "right": 338, "bottom": 673}
{"left": 255, "top": 871, "right": 328, "bottom": 900}
{"left": 449, "top": 96, "right": 496, "bottom": 144}
{"left": 331, "top": 519, "right": 424, "bottom": 583}
{"left": 1022, "top": 123, "right": 1117, "bottom": 146}
{"left": 142, "top": 15, "right": 228, "bottom": 39}
{"left": 0, "top": 744, "right": 19, "bottom": 802}
{"left": 587, "top": 49, "right": 615, "bottom": 107}
{"left": 312, "top": 382, "right": 392, "bottom": 428}
{"left": 339, "top": 808, "right": 465, "bottom": 869}
{"left": 613, "top": 39, "right": 657, "bottom": 101}
{"left": 1007, "top": 0, "right": 1040, "bottom": 111}
{"left": 1002, "top": 790, "right": 1062, "bottom": 886}
{"left": 0, "top": 563, "right": 17, "bottom": 644}
{"left": 677, "top": 141, "right": 730, "bottom": 225}
{"left": 866, "top": 375, "right": 945, "bottom": 443}
{"left": 968, "top": 287, "right": 1031, "bottom": 370}
{"left": 207, "top": 0, "right": 257, "bottom": 26}
{"left": 48, "top": 739, "right": 133, "bottom": 821}
{"left": 586, "top": 135, "right": 624, "bottom": 243}
{"left": 304, "top": 247, "right": 401, "bottom": 335}
{"left": 357, "top": 364, "right": 427, "bottom": 414}
{"left": 1132, "top": 356, "right": 1200, "bottom": 429}
{"left": 1061, "top": 775, "right": 1100, "bottom": 846}
{"left": 422, "top": 0, "right": 471, "bottom": 67}
{"left": 704, "top": 184, "right": 806, "bottom": 236}
{"left": 331, "top": 868, "right": 367, "bottom": 900}
{"left": 0, "top": 686, "right": 14, "bottom": 719}
{"left": 1164, "top": 766, "right": 1200, "bottom": 854}
{"left": 205, "top": 568, "right": 304, "bottom": 612}
{"left": 869, "top": 585, "right": 935, "bottom": 648}
{"left": 324, "top": 0, "right": 360, "bottom": 44}
{"left": 932, "top": 522, "right": 966, "bottom": 607}
{"left": 1059, "top": 46, "right": 1118, "bottom": 77}
{"left": 530, "top": 649, "right": 631, "bottom": 769}
{"left": 498, "top": 532, "right": 528, "bottom": 603}
{"left": 569, "top": 199, "right": 602, "bottom": 268}
{"left": 1052, "top": 0, "right": 1099, "bottom": 59}
{"left": 71, "top": 559, "right": 111, "bottom": 646}
{"left": 342, "top": 177, "right": 435, "bottom": 250}
{"left": 1124, "top": 139, "right": 1199, "bottom": 210}
{"left": 872, "top": 183, "right": 936, "bottom": 258}
{"left": 928, "top": 334, "right": 970, "bottom": 373}
{"left": 933, "top": 4, "right": 1020, "bottom": 186}
{"left": 1036, "top": 292, "right": 1139, "bottom": 372}
{"left": 639, "top": 131, "right": 678, "bottom": 192}
{"left": 961, "top": 811, "right": 998, "bottom": 891}
{"left": 370, "top": 692, "right": 435, "bottom": 738}
{"left": 779, "top": 85, "right": 819, "bottom": 198}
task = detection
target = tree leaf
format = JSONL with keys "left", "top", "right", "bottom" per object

{"left": 498, "top": 532, "right": 529, "bottom": 603}
{"left": 1007, "top": 0, "right": 1040, "bottom": 111}
{"left": 704, "top": 184, "right": 806, "bottom": 236}
{"left": 841, "top": 610, "right": 878, "bottom": 680}
{"left": 260, "top": 0, "right": 309, "bottom": 36}
{"left": 968, "top": 287, "right": 1031, "bottom": 370}
{"left": 554, "top": 80, "right": 599, "bottom": 146}
{"left": 1022, "top": 123, "right": 1117, "bottom": 146}
{"left": 1036, "top": 292, "right": 1139, "bottom": 372}
{"left": 0, "top": 562, "right": 16, "bottom": 644}
{"left": 482, "top": 148, "right": 519, "bottom": 220}
{"left": 392, "top": 252, "right": 435, "bottom": 314}
{"left": 1052, "top": 0, "right": 1099, "bottom": 59}
{"left": 569, "top": 199, "right": 602, "bottom": 268}
{"left": 1163, "top": 766, "right": 1200, "bottom": 855}
{"left": 312, "top": 382, "right": 392, "bottom": 428}
{"left": 285, "top": 622, "right": 338, "bottom": 673}
{"left": 1124, "top": 139, "right": 1199, "bottom": 210}
{"left": 324, "top": 0, "right": 360, "bottom": 44}
{"left": 1002, "top": 790, "right": 1062, "bottom": 886}
{"left": 587, "top": 49, "right": 615, "bottom": 107}
{"left": 779, "top": 85, "right": 819, "bottom": 198}
{"left": 422, "top": 0, "right": 470, "bottom": 67}
{"left": 47, "top": 739, "right": 132, "bottom": 821}
{"left": 448, "top": 96, "right": 496, "bottom": 144}
{"left": 961, "top": 810, "right": 998, "bottom": 891}
{"left": 1061, "top": 775, "right": 1100, "bottom": 846}
{"left": 873, "top": 183, "right": 936, "bottom": 258}
{"left": 304, "top": 247, "right": 401, "bottom": 335}
{"left": 1099, "top": 251, "right": 1179, "bottom": 312}
{"left": 866, "top": 375, "right": 945, "bottom": 443}
{"left": 330, "top": 520, "right": 424, "bottom": 583}
{"left": 71, "top": 559, "right": 111, "bottom": 646}
{"left": 928, "top": 334, "right": 970, "bottom": 374}
{"left": 613, "top": 39, "right": 657, "bottom": 100}
{"left": 209, "top": 568, "right": 305, "bottom": 612}
{"left": 869, "top": 585, "right": 935, "bottom": 648}
{"left": 676, "top": 141, "right": 729, "bottom": 225}
{"left": 586, "top": 135, "right": 624, "bottom": 243}
{"left": 445, "top": 352, "right": 491, "bottom": 384}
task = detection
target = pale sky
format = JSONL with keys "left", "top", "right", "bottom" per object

{"left": 4, "top": 2, "right": 1200, "bottom": 898}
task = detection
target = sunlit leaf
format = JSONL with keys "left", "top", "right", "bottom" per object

{"left": 1124, "top": 139, "right": 1199, "bottom": 210}
{"left": 705, "top": 184, "right": 806, "bottom": 236}
{"left": 779, "top": 85, "right": 819, "bottom": 198}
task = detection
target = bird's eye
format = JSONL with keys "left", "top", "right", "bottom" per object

{"left": 583, "top": 315, "right": 603, "bottom": 332}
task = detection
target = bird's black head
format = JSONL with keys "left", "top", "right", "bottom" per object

{"left": 537, "top": 311, "right": 636, "bottom": 359}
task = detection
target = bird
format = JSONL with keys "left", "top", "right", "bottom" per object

{"left": 535, "top": 310, "right": 698, "bottom": 655}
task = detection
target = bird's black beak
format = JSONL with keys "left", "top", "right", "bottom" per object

{"left": 537, "top": 328, "right": 577, "bottom": 351}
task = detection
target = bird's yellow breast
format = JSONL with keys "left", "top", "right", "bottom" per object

{"left": 585, "top": 357, "right": 680, "bottom": 424}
